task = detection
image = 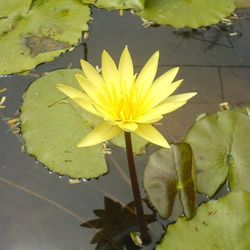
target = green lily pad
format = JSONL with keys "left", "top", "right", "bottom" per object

{"left": 233, "top": 105, "right": 250, "bottom": 116}
{"left": 157, "top": 191, "right": 250, "bottom": 250}
{"left": 81, "top": 0, "right": 145, "bottom": 10}
{"left": 137, "top": 0, "right": 235, "bottom": 29}
{"left": 20, "top": 69, "right": 107, "bottom": 179}
{"left": 144, "top": 143, "right": 196, "bottom": 219}
{"left": 185, "top": 110, "right": 250, "bottom": 197}
{"left": 0, "top": 0, "right": 32, "bottom": 37}
{"left": 0, "top": 0, "right": 90, "bottom": 75}
{"left": 111, "top": 133, "right": 147, "bottom": 154}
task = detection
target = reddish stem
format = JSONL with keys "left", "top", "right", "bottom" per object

{"left": 124, "top": 132, "right": 150, "bottom": 244}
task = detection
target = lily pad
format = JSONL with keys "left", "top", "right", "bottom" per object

{"left": 185, "top": 110, "right": 250, "bottom": 197}
{"left": 0, "top": 0, "right": 90, "bottom": 75}
{"left": 233, "top": 105, "right": 250, "bottom": 116}
{"left": 137, "top": 0, "right": 235, "bottom": 29}
{"left": 20, "top": 69, "right": 107, "bottom": 179}
{"left": 144, "top": 143, "right": 196, "bottom": 219}
{"left": 157, "top": 191, "right": 250, "bottom": 250}
{"left": 81, "top": 0, "right": 145, "bottom": 10}
{"left": 111, "top": 133, "right": 147, "bottom": 154}
{"left": 0, "top": 0, "right": 32, "bottom": 36}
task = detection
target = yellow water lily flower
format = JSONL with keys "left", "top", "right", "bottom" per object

{"left": 57, "top": 47, "right": 197, "bottom": 148}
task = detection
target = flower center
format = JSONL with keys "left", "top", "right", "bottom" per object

{"left": 116, "top": 95, "right": 135, "bottom": 122}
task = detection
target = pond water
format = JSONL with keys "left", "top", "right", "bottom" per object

{"left": 0, "top": 7, "right": 250, "bottom": 250}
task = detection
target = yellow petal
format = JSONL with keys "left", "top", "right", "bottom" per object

{"left": 93, "top": 104, "right": 115, "bottom": 120}
{"left": 118, "top": 46, "right": 134, "bottom": 90}
{"left": 75, "top": 74, "right": 105, "bottom": 105}
{"left": 102, "top": 50, "right": 119, "bottom": 83}
{"left": 73, "top": 97, "right": 101, "bottom": 117}
{"left": 134, "top": 113, "right": 163, "bottom": 123}
{"left": 80, "top": 59, "right": 103, "bottom": 85}
{"left": 77, "top": 122, "right": 122, "bottom": 147}
{"left": 101, "top": 50, "right": 121, "bottom": 101}
{"left": 165, "top": 92, "right": 197, "bottom": 102}
{"left": 134, "top": 124, "right": 170, "bottom": 148}
{"left": 153, "top": 67, "right": 179, "bottom": 86}
{"left": 144, "top": 79, "right": 183, "bottom": 110}
{"left": 56, "top": 84, "right": 90, "bottom": 101}
{"left": 151, "top": 101, "right": 187, "bottom": 115}
{"left": 135, "top": 51, "right": 159, "bottom": 93}
{"left": 147, "top": 92, "right": 197, "bottom": 116}
{"left": 118, "top": 122, "right": 138, "bottom": 132}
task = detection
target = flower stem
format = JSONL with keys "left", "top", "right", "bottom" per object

{"left": 124, "top": 132, "right": 150, "bottom": 244}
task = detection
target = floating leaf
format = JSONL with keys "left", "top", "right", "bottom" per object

{"left": 137, "top": 0, "right": 235, "bottom": 29}
{"left": 81, "top": 197, "right": 156, "bottom": 249}
{"left": 233, "top": 105, "right": 250, "bottom": 116}
{"left": 0, "top": 0, "right": 32, "bottom": 36}
{"left": 20, "top": 69, "right": 107, "bottom": 179}
{"left": 0, "top": 0, "right": 90, "bottom": 75}
{"left": 111, "top": 133, "right": 147, "bottom": 154}
{"left": 157, "top": 191, "right": 250, "bottom": 250}
{"left": 185, "top": 110, "right": 250, "bottom": 197}
{"left": 81, "top": 0, "right": 145, "bottom": 10}
{"left": 144, "top": 143, "right": 196, "bottom": 219}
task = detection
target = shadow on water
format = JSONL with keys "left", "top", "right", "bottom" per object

{"left": 81, "top": 197, "right": 156, "bottom": 250}
{"left": 173, "top": 22, "right": 242, "bottom": 51}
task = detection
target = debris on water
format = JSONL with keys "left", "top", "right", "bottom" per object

{"left": 102, "top": 143, "right": 112, "bottom": 155}
{"left": 141, "top": 19, "right": 155, "bottom": 28}
{"left": 221, "top": 18, "right": 232, "bottom": 25}
{"left": 219, "top": 102, "right": 230, "bottom": 111}
{"left": 81, "top": 178, "right": 88, "bottom": 183}
{"left": 119, "top": 9, "right": 124, "bottom": 16}
{"left": 0, "top": 87, "right": 7, "bottom": 109}
{"left": 130, "top": 231, "right": 143, "bottom": 247}
{"left": 83, "top": 32, "right": 89, "bottom": 40}
{"left": 5, "top": 117, "right": 21, "bottom": 134}
{"left": 229, "top": 32, "right": 241, "bottom": 37}
{"left": 69, "top": 178, "right": 81, "bottom": 184}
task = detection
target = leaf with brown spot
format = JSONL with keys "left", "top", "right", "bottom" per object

{"left": 0, "top": 0, "right": 90, "bottom": 75}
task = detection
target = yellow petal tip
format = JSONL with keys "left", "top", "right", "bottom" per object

{"left": 154, "top": 50, "right": 159, "bottom": 58}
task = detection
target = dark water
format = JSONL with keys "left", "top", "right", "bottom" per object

{"left": 0, "top": 8, "right": 250, "bottom": 250}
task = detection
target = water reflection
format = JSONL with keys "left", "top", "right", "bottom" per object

{"left": 81, "top": 197, "right": 156, "bottom": 250}
{"left": 173, "top": 22, "right": 241, "bottom": 51}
